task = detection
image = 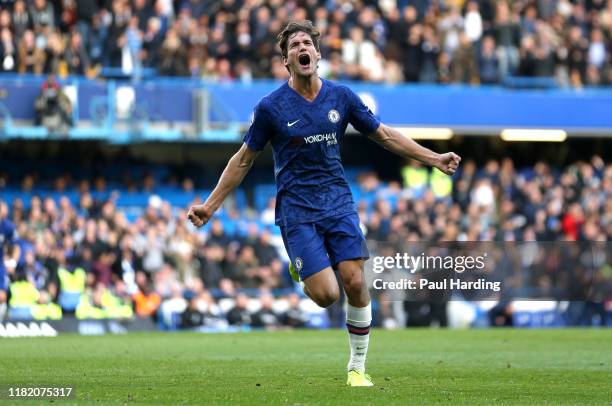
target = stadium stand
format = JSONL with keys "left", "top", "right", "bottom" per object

{"left": 1, "top": 0, "right": 611, "bottom": 86}
{"left": 1, "top": 154, "right": 610, "bottom": 328}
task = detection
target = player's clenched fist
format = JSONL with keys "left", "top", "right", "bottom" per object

{"left": 187, "top": 204, "right": 213, "bottom": 228}
{"left": 435, "top": 152, "right": 461, "bottom": 176}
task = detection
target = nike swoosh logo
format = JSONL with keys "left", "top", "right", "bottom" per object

{"left": 287, "top": 119, "right": 300, "bottom": 127}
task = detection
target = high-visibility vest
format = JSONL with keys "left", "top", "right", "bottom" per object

{"left": 32, "top": 303, "right": 63, "bottom": 320}
{"left": 76, "top": 293, "right": 105, "bottom": 319}
{"left": 100, "top": 289, "right": 120, "bottom": 308}
{"left": 58, "top": 267, "right": 86, "bottom": 294}
{"left": 105, "top": 303, "right": 133, "bottom": 318}
{"left": 430, "top": 168, "right": 453, "bottom": 198}
{"left": 101, "top": 290, "right": 133, "bottom": 318}
{"left": 9, "top": 281, "right": 40, "bottom": 307}
{"left": 402, "top": 166, "right": 429, "bottom": 189}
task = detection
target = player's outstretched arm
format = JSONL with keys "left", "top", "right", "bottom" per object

{"left": 368, "top": 123, "right": 461, "bottom": 175}
{"left": 187, "top": 143, "right": 259, "bottom": 227}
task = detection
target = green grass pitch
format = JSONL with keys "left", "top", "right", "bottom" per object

{"left": 1, "top": 329, "right": 611, "bottom": 405}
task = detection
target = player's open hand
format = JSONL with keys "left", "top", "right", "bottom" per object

{"left": 436, "top": 152, "right": 461, "bottom": 176}
{"left": 187, "top": 204, "right": 213, "bottom": 228}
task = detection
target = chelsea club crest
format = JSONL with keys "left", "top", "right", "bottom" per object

{"left": 328, "top": 109, "right": 340, "bottom": 123}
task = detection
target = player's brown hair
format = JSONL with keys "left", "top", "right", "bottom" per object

{"left": 277, "top": 20, "right": 321, "bottom": 59}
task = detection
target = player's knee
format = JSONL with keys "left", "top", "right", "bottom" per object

{"left": 312, "top": 289, "right": 340, "bottom": 308}
{"left": 343, "top": 273, "right": 365, "bottom": 298}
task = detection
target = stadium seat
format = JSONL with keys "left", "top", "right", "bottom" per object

{"left": 59, "top": 292, "right": 81, "bottom": 312}
{"left": 8, "top": 306, "right": 33, "bottom": 321}
{"left": 254, "top": 184, "right": 277, "bottom": 212}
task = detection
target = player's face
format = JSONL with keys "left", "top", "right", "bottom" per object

{"left": 285, "top": 31, "right": 320, "bottom": 78}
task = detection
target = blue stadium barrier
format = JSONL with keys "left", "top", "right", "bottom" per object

{"left": 305, "top": 311, "right": 331, "bottom": 329}
{"left": 1, "top": 75, "right": 611, "bottom": 143}
{"left": 513, "top": 310, "right": 565, "bottom": 328}
{"left": 205, "top": 81, "right": 612, "bottom": 133}
{"left": 471, "top": 305, "right": 492, "bottom": 328}
{"left": 512, "top": 301, "right": 566, "bottom": 328}
{"left": 100, "top": 67, "right": 158, "bottom": 80}
{"left": 502, "top": 76, "right": 559, "bottom": 89}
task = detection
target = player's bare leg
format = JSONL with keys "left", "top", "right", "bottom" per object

{"left": 338, "top": 259, "right": 373, "bottom": 386}
{"left": 338, "top": 260, "right": 369, "bottom": 307}
{"left": 302, "top": 267, "right": 340, "bottom": 308}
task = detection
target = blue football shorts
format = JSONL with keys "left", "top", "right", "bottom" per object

{"left": 280, "top": 212, "right": 369, "bottom": 280}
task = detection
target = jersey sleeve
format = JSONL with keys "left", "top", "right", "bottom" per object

{"left": 243, "top": 100, "right": 274, "bottom": 151}
{"left": 346, "top": 87, "right": 380, "bottom": 135}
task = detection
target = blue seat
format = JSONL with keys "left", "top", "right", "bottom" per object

{"left": 220, "top": 218, "right": 238, "bottom": 236}
{"left": 59, "top": 292, "right": 81, "bottom": 311}
{"left": 234, "top": 189, "right": 247, "bottom": 211}
{"left": 115, "top": 192, "right": 150, "bottom": 207}
{"left": 9, "top": 306, "right": 33, "bottom": 320}
{"left": 254, "top": 184, "right": 277, "bottom": 212}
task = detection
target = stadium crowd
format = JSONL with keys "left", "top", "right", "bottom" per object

{"left": 0, "top": 0, "right": 610, "bottom": 86}
{"left": 1, "top": 155, "right": 611, "bottom": 328}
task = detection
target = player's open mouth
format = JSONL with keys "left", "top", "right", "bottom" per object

{"left": 298, "top": 54, "right": 311, "bottom": 68}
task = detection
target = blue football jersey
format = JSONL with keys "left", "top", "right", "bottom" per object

{"left": 243, "top": 79, "right": 380, "bottom": 226}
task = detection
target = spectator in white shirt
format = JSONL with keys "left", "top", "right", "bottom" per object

{"left": 464, "top": 1, "right": 483, "bottom": 43}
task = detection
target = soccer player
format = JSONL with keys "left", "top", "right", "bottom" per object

{"left": 188, "top": 20, "right": 461, "bottom": 387}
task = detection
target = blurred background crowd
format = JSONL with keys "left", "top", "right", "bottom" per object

{"left": 0, "top": 0, "right": 610, "bottom": 330}
{"left": 1, "top": 154, "right": 610, "bottom": 328}
{"left": 0, "top": 0, "right": 611, "bottom": 86}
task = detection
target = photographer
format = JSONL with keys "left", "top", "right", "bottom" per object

{"left": 34, "top": 75, "right": 73, "bottom": 135}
